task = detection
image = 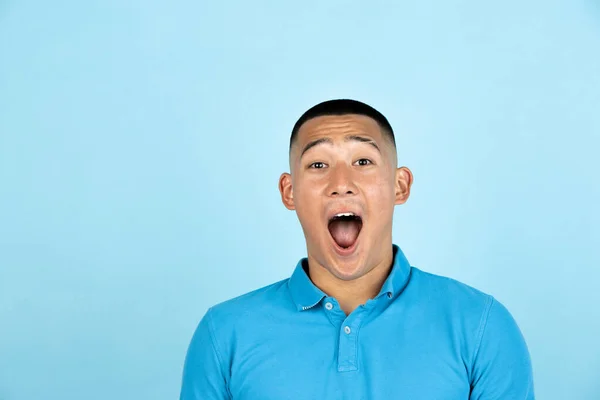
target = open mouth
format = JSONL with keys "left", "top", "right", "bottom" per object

{"left": 327, "top": 212, "right": 363, "bottom": 250}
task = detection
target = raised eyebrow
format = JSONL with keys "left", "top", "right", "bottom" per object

{"left": 300, "top": 137, "right": 333, "bottom": 159}
{"left": 345, "top": 135, "right": 381, "bottom": 153}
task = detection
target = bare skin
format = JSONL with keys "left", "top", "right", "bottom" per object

{"left": 279, "top": 114, "right": 413, "bottom": 315}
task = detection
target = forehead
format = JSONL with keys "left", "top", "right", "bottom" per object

{"left": 296, "top": 114, "right": 385, "bottom": 144}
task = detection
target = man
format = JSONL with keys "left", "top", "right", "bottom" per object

{"left": 180, "top": 99, "right": 534, "bottom": 399}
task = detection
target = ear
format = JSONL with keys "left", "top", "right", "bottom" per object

{"left": 279, "top": 172, "right": 295, "bottom": 210}
{"left": 394, "top": 167, "right": 413, "bottom": 205}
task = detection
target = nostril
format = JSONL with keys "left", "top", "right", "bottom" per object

{"left": 330, "top": 190, "right": 354, "bottom": 196}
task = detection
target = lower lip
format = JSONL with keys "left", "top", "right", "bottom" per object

{"left": 330, "top": 229, "right": 361, "bottom": 257}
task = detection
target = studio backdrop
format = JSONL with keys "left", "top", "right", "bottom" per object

{"left": 1, "top": 1, "right": 599, "bottom": 399}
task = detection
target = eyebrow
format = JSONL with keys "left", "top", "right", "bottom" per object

{"left": 300, "top": 135, "right": 381, "bottom": 158}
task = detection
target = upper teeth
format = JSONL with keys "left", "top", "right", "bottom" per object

{"left": 335, "top": 212, "right": 355, "bottom": 218}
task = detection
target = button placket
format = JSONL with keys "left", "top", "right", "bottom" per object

{"left": 322, "top": 299, "right": 345, "bottom": 329}
{"left": 337, "top": 310, "right": 367, "bottom": 372}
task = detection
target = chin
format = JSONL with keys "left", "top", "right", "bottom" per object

{"left": 305, "top": 231, "right": 374, "bottom": 280}
{"left": 323, "top": 242, "right": 368, "bottom": 280}
{"left": 329, "top": 265, "right": 366, "bottom": 281}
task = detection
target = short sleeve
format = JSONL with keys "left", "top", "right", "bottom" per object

{"left": 180, "top": 308, "right": 231, "bottom": 400}
{"left": 469, "top": 297, "right": 535, "bottom": 399}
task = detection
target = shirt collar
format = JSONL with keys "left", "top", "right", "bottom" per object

{"left": 288, "top": 244, "right": 412, "bottom": 312}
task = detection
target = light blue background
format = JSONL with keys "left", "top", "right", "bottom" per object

{"left": 1, "top": 1, "right": 599, "bottom": 399}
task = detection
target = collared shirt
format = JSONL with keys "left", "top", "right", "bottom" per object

{"left": 180, "top": 244, "right": 534, "bottom": 399}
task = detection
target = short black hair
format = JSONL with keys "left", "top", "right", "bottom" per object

{"left": 289, "top": 99, "right": 396, "bottom": 152}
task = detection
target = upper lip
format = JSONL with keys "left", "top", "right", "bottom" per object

{"left": 326, "top": 206, "right": 364, "bottom": 222}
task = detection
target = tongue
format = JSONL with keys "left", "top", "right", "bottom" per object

{"left": 328, "top": 219, "right": 361, "bottom": 248}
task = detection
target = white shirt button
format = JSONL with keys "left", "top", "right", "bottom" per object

{"left": 344, "top": 326, "right": 351, "bottom": 334}
{"left": 325, "top": 302, "right": 333, "bottom": 310}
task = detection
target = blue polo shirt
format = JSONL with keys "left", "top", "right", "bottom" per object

{"left": 180, "top": 245, "right": 534, "bottom": 399}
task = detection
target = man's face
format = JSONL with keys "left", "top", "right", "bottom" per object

{"left": 279, "top": 114, "right": 412, "bottom": 281}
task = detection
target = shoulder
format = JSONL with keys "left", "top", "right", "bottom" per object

{"left": 406, "top": 267, "right": 501, "bottom": 352}
{"left": 205, "top": 277, "right": 291, "bottom": 333}
{"left": 409, "top": 266, "right": 494, "bottom": 311}
{"left": 408, "top": 267, "right": 521, "bottom": 333}
{"left": 408, "top": 267, "right": 531, "bottom": 385}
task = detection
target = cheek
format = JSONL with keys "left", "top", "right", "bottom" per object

{"left": 364, "top": 176, "right": 396, "bottom": 202}
{"left": 363, "top": 179, "right": 396, "bottom": 222}
{"left": 293, "top": 176, "right": 325, "bottom": 203}
{"left": 293, "top": 183, "right": 323, "bottom": 232}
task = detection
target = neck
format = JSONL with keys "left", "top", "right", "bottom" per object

{"left": 306, "top": 246, "right": 394, "bottom": 316}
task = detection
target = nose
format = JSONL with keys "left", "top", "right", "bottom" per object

{"left": 327, "top": 164, "right": 357, "bottom": 197}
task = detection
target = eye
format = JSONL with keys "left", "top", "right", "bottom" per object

{"left": 356, "top": 158, "right": 372, "bottom": 166}
{"left": 309, "top": 162, "right": 327, "bottom": 169}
